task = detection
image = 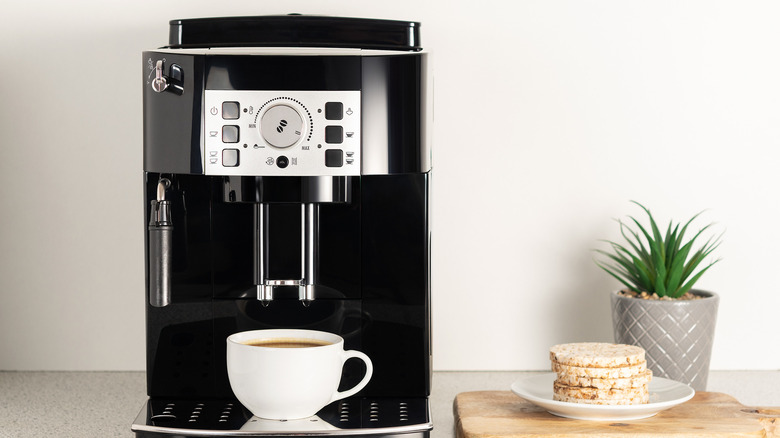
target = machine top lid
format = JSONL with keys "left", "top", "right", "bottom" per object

{"left": 167, "top": 15, "right": 421, "bottom": 51}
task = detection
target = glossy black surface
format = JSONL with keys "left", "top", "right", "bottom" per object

{"left": 361, "top": 55, "right": 428, "bottom": 174}
{"left": 168, "top": 15, "right": 421, "bottom": 51}
{"left": 205, "top": 55, "right": 360, "bottom": 91}
{"left": 142, "top": 52, "right": 429, "bottom": 175}
{"left": 360, "top": 175, "right": 430, "bottom": 397}
{"left": 142, "top": 51, "right": 205, "bottom": 174}
{"left": 144, "top": 173, "right": 430, "bottom": 398}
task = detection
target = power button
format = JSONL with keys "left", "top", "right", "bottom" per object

{"left": 276, "top": 156, "right": 289, "bottom": 168}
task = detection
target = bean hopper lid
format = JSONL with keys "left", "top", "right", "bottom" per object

{"left": 167, "top": 15, "right": 421, "bottom": 51}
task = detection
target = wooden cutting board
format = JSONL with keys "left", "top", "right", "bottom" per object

{"left": 454, "top": 391, "right": 779, "bottom": 437}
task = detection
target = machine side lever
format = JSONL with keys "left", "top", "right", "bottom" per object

{"left": 151, "top": 60, "right": 169, "bottom": 93}
{"left": 148, "top": 179, "right": 172, "bottom": 307}
{"left": 151, "top": 60, "right": 184, "bottom": 95}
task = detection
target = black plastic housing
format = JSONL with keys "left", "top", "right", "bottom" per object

{"left": 168, "top": 15, "right": 421, "bottom": 51}
{"left": 142, "top": 53, "right": 428, "bottom": 175}
{"left": 139, "top": 15, "right": 431, "bottom": 437}
{"left": 143, "top": 173, "right": 430, "bottom": 398}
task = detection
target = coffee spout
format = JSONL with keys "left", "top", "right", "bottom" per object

{"left": 257, "top": 284, "right": 273, "bottom": 304}
{"left": 300, "top": 203, "right": 319, "bottom": 304}
{"left": 299, "top": 284, "right": 315, "bottom": 306}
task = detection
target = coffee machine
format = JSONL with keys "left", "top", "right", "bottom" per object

{"left": 132, "top": 16, "right": 431, "bottom": 438}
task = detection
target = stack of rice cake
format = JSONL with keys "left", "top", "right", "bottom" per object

{"left": 550, "top": 342, "right": 652, "bottom": 405}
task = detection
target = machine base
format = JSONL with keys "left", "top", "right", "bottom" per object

{"left": 131, "top": 397, "right": 431, "bottom": 437}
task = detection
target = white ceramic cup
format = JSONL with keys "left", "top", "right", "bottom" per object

{"left": 226, "top": 329, "right": 373, "bottom": 420}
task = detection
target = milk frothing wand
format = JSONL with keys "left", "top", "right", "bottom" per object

{"left": 148, "top": 178, "right": 172, "bottom": 307}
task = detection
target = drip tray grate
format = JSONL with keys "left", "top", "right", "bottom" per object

{"left": 135, "top": 397, "right": 430, "bottom": 435}
{"left": 147, "top": 400, "right": 248, "bottom": 430}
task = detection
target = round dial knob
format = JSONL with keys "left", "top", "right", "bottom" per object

{"left": 260, "top": 104, "right": 304, "bottom": 148}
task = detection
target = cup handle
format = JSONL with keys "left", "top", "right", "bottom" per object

{"left": 329, "top": 350, "right": 373, "bottom": 403}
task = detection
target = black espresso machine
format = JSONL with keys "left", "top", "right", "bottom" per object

{"left": 132, "top": 15, "right": 432, "bottom": 438}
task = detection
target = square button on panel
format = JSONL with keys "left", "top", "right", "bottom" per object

{"left": 325, "top": 125, "right": 343, "bottom": 144}
{"left": 222, "top": 149, "right": 239, "bottom": 167}
{"left": 325, "top": 102, "right": 343, "bottom": 120}
{"left": 325, "top": 149, "right": 343, "bottom": 167}
{"left": 222, "top": 102, "right": 240, "bottom": 120}
{"left": 222, "top": 125, "right": 239, "bottom": 143}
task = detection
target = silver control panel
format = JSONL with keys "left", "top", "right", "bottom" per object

{"left": 204, "top": 90, "right": 360, "bottom": 176}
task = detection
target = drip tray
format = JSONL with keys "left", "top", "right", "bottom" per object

{"left": 131, "top": 397, "right": 431, "bottom": 437}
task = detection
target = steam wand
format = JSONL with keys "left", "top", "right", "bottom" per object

{"left": 148, "top": 178, "right": 172, "bottom": 307}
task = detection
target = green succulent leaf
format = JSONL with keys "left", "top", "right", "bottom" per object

{"left": 678, "top": 259, "right": 721, "bottom": 296}
{"left": 595, "top": 261, "right": 640, "bottom": 293}
{"left": 665, "top": 222, "right": 680, "bottom": 266}
{"left": 600, "top": 244, "right": 654, "bottom": 292}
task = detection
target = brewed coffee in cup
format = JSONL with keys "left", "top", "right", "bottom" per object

{"left": 227, "top": 329, "right": 373, "bottom": 420}
{"left": 242, "top": 337, "right": 332, "bottom": 348}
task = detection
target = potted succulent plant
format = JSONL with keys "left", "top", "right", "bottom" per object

{"left": 595, "top": 201, "right": 722, "bottom": 391}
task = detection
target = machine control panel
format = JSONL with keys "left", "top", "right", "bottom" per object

{"left": 204, "top": 90, "right": 360, "bottom": 176}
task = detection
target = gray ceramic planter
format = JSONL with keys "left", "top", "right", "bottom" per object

{"left": 610, "top": 290, "right": 719, "bottom": 391}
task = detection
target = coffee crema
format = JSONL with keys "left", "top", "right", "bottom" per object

{"left": 242, "top": 337, "right": 333, "bottom": 348}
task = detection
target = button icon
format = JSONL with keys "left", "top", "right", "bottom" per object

{"left": 210, "top": 107, "right": 218, "bottom": 116}
{"left": 209, "top": 131, "right": 218, "bottom": 137}
{"left": 266, "top": 157, "right": 274, "bottom": 165}
{"left": 291, "top": 157, "right": 298, "bottom": 165}
{"left": 345, "top": 108, "right": 353, "bottom": 116}
{"left": 346, "top": 132, "right": 354, "bottom": 138}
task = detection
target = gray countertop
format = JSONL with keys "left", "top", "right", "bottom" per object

{"left": 1, "top": 371, "right": 779, "bottom": 438}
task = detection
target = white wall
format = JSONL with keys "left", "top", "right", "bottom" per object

{"left": 1, "top": 0, "right": 778, "bottom": 371}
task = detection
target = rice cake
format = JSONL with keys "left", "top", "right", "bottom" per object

{"left": 553, "top": 392, "right": 650, "bottom": 405}
{"left": 555, "top": 369, "right": 652, "bottom": 389}
{"left": 551, "top": 360, "right": 647, "bottom": 379}
{"left": 549, "top": 342, "right": 651, "bottom": 405}
{"left": 550, "top": 343, "right": 645, "bottom": 368}
{"left": 553, "top": 381, "right": 648, "bottom": 405}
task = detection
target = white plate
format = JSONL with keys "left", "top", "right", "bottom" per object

{"left": 510, "top": 373, "right": 694, "bottom": 421}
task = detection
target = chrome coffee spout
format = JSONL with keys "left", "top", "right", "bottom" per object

{"left": 300, "top": 203, "right": 319, "bottom": 306}
{"left": 252, "top": 201, "right": 320, "bottom": 306}
{"left": 253, "top": 203, "right": 274, "bottom": 305}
